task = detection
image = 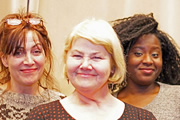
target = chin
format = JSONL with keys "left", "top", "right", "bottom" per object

{"left": 24, "top": 79, "right": 39, "bottom": 86}
{"left": 138, "top": 80, "right": 154, "bottom": 86}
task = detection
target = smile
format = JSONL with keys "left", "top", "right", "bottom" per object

{"left": 77, "top": 73, "right": 96, "bottom": 77}
{"left": 21, "top": 68, "right": 37, "bottom": 73}
{"left": 141, "top": 69, "right": 153, "bottom": 74}
{"left": 139, "top": 68, "right": 154, "bottom": 74}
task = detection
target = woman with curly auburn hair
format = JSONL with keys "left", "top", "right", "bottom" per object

{"left": 0, "top": 12, "right": 64, "bottom": 120}
{"left": 111, "top": 13, "right": 180, "bottom": 120}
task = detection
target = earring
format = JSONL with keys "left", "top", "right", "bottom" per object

{"left": 67, "top": 78, "right": 69, "bottom": 84}
{"left": 110, "top": 71, "right": 114, "bottom": 77}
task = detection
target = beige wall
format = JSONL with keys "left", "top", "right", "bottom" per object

{"left": 0, "top": 0, "right": 179, "bottom": 95}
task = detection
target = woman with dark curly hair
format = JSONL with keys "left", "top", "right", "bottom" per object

{"left": 111, "top": 13, "right": 180, "bottom": 120}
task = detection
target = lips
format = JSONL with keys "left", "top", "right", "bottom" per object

{"left": 139, "top": 68, "right": 154, "bottom": 74}
{"left": 77, "top": 73, "right": 97, "bottom": 77}
{"left": 20, "top": 68, "right": 37, "bottom": 73}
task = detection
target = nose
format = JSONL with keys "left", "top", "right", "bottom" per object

{"left": 23, "top": 53, "right": 35, "bottom": 65}
{"left": 80, "top": 58, "right": 92, "bottom": 70}
{"left": 142, "top": 54, "right": 153, "bottom": 65}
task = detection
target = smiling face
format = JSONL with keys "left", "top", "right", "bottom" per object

{"left": 1, "top": 31, "right": 46, "bottom": 90}
{"left": 127, "top": 34, "right": 162, "bottom": 85}
{"left": 66, "top": 38, "right": 112, "bottom": 93}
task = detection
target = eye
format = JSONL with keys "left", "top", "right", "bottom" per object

{"left": 73, "top": 55, "right": 82, "bottom": 57}
{"left": 134, "top": 52, "right": 143, "bottom": 57}
{"left": 91, "top": 55, "right": 103, "bottom": 62}
{"left": 32, "top": 48, "right": 42, "bottom": 56}
{"left": 92, "top": 56, "right": 102, "bottom": 59}
{"left": 32, "top": 45, "right": 44, "bottom": 56}
{"left": 152, "top": 53, "right": 159, "bottom": 58}
{"left": 13, "top": 48, "right": 24, "bottom": 57}
{"left": 72, "top": 54, "right": 83, "bottom": 60}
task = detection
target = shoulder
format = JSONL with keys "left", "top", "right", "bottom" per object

{"left": 48, "top": 89, "right": 66, "bottom": 97}
{"left": 44, "top": 89, "right": 66, "bottom": 100}
{"left": 27, "top": 100, "right": 61, "bottom": 120}
{"left": 122, "top": 103, "right": 157, "bottom": 120}
{"left": 34, "top": 100, "right": 61, "bottom": 110}
{"left": 158, "top": 82, "right": 180, "bottom": 88}
{"left": 158, "top": 82, "right": 180, "bottom": 94}
{"left": 29, "top": 100, "right": 60, "bottom": 116}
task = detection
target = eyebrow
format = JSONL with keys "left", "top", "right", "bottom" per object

{"left": 32, "top": 43, "right": 43, "bottom": 48}
{"left": 71, "top": 49, "right": 102, "bottom": 55}
{"left": 71, "top": 50, "right": 83, "bottom": 54}
{"left": 132, "top": 46, "right": 161, "bottom": 50}
{"left": 17, "top": 43, "right": 42, "bottom": 49}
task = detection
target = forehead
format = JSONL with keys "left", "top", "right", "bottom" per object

{"left": 71, "top": 38, "right": 108, "bottom": 53}
{"left": 18, "top": 31, "right": 41, "bottom": 48}
{"left": 26, "top": 31, "right": 39, "bottom": 41}
{"left": 134, "top": 34, "right": 161, "bottom": 47}
{"left": 26, "top": 31, "right": 40, "bottom": 42}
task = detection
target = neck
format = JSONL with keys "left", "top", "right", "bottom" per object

{"left": 69, "top": 84, "right": 112, "bottom": 106}
{"left": 7, "top": 81, "right": 42, "bottom": 95}
{"left": 61, "top": 84, "right": 125, "bottom": 120}
{"left": 124, "top": 80, "right": 159, "bottom": 95}
{"left": 117, "top": 80, "right": 160, "bottom": 108}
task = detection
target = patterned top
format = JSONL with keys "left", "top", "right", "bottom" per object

{"left": 0, "top": 88, "right": 65, "bottom": 120}
{"left": 27, "top": 100, "right": 157, "bottom": 120}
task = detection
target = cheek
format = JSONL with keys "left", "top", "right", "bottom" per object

{"left": 66, "top": 58, "right": 80, "bottom": 75}
{"left": 156, "top": 59, "right": 163, "bottom": 71}
{"left": 127, "top": 57, "right": 139, "bottom": 68}
{"left": 7, "top": 58, "right": 22, "bottom": 68}
{"left": 36, "top": 55, "right": 46, "bottom": 64}
{"left": 6, "top": 59, "right": 22, "bottom": 76}
{"left": 94, "top": 62, "right": 111, "bottom": 78}
{"left": 126, "top": 57, "right": 140, "bottom": 74}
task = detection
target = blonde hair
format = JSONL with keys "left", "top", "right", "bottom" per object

{"left": 63, "top": 18, "right": 126, "bottom": 84}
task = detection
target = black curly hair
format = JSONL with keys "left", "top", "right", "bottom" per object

{"left": 111, "top": 13, "right": 180, "bottom": 85}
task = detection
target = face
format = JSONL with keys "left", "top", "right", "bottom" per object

{"left": 127, "top": 34, "right": 162, "bottom": 86}
{"left": 66, "top": 38, "right": 112, "bottom": 93}
{"left": 1, "top": 31, "right": 46, "bottom": 89}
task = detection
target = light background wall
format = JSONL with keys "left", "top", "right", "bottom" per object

{"left": 0, "top": 0, "right": 179, "bottom": 95}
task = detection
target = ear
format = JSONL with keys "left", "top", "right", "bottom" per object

{"left": 110, "top": 66, "right": 115, "bottom": 77}
{"left": 1, "top": 55, "right": 8, "bottom": 67}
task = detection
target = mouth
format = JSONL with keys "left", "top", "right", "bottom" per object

{"left": 139, "top": 68, "right": 154, "bottom": 74}
{"left": 77, "top": 73, "right": 96, "bottom": 77}
{"left": 20, "top": 68, "right": 37, "bottom": 73}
